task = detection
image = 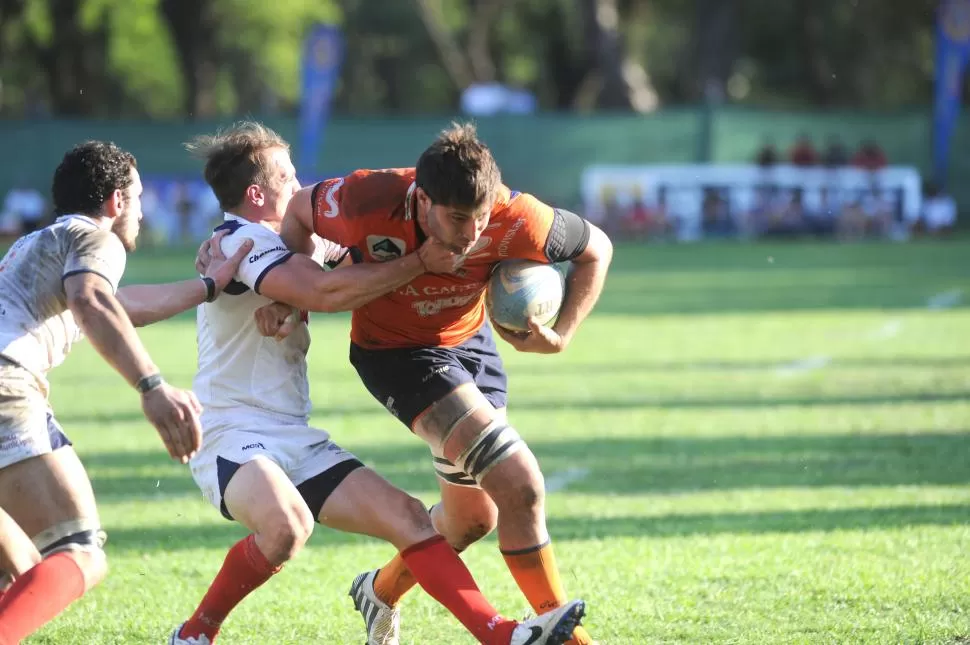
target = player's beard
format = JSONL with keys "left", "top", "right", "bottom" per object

{"left": 111, "top": 201, "right": 140, "bottom": 252}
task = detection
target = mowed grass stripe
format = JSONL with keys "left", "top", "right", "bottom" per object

{"left": 25, "top": 240, "right": 970, "bottom": 644}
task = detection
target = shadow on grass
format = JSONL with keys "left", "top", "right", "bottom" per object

{"left": 515, "top": 356, "right": 970, "bottom": 375}
{"left": 86, "top": 429, "right": 970, "bottom": 516}
{"left": 545, "top": 503, "right": 970, "bottom": 541}
{"left": 103, "top": 502, "right": 970, "bottom": 554}
{"left": 105, "top": 519, "right": 379, "bottom": 553}
{"left": 58, "top": 389, "right": 970, "bottom": 430}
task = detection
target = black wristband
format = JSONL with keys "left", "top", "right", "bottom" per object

{"left": 201, "top": 277, "right": 217, "bottom": 303}
{"left": 135, "top": 373, "right": 164, "bottom": 394}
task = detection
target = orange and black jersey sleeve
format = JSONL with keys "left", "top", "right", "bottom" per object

{"left": 499, "top": 192, "right": 591, "bottom": 263}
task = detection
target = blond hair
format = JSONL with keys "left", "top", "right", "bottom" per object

{"left": 185, "top": 121, "right": 289, "bottom": 211}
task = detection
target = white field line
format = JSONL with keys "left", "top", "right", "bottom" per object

{"left": 545, "top": 467, "right": 591, "bottom": 493}
{"left": 867, "top": 319, "right": 903, "bottom": 341}
{"left": 775, "top": 289, "right": 962, "bottom": 378}
{"left": 774, "top": 355, "right": 832, "bottom": 378}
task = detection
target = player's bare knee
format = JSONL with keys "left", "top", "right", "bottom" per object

{"left": 453, "top": 516, "right": 496, "bottom": 550}
{"left": 387, "top": 494, "right": 435, "bottom": 546}
{"left": 481, "top": 449, "right": 545, "bottom": 513}
{"left": 258, "top": 505, "right": 313, "bottom": 564}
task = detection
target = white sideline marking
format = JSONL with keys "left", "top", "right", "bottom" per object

{"left": 545, "top": 468, "right": 590, "bottom": 493}
{"left": 771, "top": 289, "right": 960, "bottom": 380}
{"left": 868, "top": 319, "right": 903, "bottom": 341}
{"left": 926, "top": 289, "right": 963, "bottom": 310}
{"left": 775, "top": 355, "right": 831, "bottom": 378}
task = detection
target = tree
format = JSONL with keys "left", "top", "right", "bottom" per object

{"left": 159, "top": 0, "right": 221, "bottom": 118}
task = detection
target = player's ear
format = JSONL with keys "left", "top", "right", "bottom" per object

{"left": 245, "top": 183, "right": 265, "bottom": 208}
{"left": 104, "top": 188, "right": 125, "bottom": 219}
{"left": 416, "top": 187, "right": 432, "bottom": 210}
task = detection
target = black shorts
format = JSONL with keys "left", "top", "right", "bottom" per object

{"left": 349, "top": 323, "right": 508, "bottom": 429}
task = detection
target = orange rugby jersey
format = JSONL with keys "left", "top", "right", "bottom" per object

{"left": 310, "top": 168, "right": 556, "bottom": 349}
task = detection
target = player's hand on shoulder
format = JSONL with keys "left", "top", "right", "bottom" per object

{"left": 195, "top": 234, "right": 216, "bottom": 274}
{"left": 203, "top": 230, "right": 254, "bottom": 296}
{"left": 140, "top": 382, "right": 203, "bottom": 464}
{"left": 254, "top": 302, "right": 298, "bottom": 340}
{"left": 492, "top": 316, "right": 566, "bottom": 354}
{"left": 417, "top": 237, "right": 464, "bottom": 274}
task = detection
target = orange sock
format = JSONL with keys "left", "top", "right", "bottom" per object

{"left": 501, "top": 540, "right": 593, "bottom": 645}
{"left": 373, "top": 553, "right": 419, "bottom": 607}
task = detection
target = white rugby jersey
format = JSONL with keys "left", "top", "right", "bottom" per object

{"left": 194, "top": 214, "right": 346, "bottom": 421}
{"left": 0, "top": 215, "right": 127, "bottom": 391}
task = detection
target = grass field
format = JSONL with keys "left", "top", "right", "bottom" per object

{"left": 27, "top": 239, "right": 970, "bottom": 644}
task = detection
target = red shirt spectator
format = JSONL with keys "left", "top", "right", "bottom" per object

{"left": 851, "top": 140, "right": 888, "bottom": 170}
{"left": 789, "top": 135, "right": 819, "bottom": 167}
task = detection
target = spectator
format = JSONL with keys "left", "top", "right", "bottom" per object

{"left": 174, "top": 181, "right": 195, "bottom": 244}
{"left": 860, "top": 181, "right": 893, "bottom": 237}
{"left": 701, "top": 187, "right": 734, "bottom": 238}
{"left": 755, "top": 138, "right": 779, "bottom": 167}
{"left": 822, "top": 135, "right": 849, "bottom": 168}
{"left": 598, "top": 185, "right": 624, "bottom": 239}
{"left": 851, "top": 139, "right": 888, "bottom": 171}
{"left": 623, "top": 190, "right": 651, "bottom": 240}
{"left": 789, "top": 134, "right": 819, "bottom": 167}
{"left": 803, "top": 186, "right": 840, "bottom": 237}
{"left": 920, "top": 181, "right": 957, "bottom": 236}
{"left": 837, "top": 194, "right": 868, "bottom": 241}
{"left": 2, "top": 179, "right": 47, "bottom": 235}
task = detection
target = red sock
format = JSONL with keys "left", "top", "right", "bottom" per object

{"left": 0, "top": 552, "right": 86, "bottom": 644}
{"left": 180, "top": 534, "right": 281, "bottom": 641}
{"left": 401, "top": 535, "right": 516, "bottom": 645}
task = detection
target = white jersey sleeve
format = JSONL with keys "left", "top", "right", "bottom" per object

{"left": 62, "top": 225, "right": 127, "bottom": 292}
{"left": 220, "top": 225, "right": 293, "bottom": 295}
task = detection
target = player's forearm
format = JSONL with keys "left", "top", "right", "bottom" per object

{"left": 311, "top": 254, "right": 425, "bottom": 312}
{"left": 117, "top": 280, "right": 208, "bottom": 327}
{"left": 553, "top": 230, "right": 613, "bottom": 344}
{"left": 70, "top": 289, "right": 160, "bottom": 388}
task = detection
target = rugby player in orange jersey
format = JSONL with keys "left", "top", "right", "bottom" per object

{"left": 276, "top": 122, "right": 612, "bottom": 645}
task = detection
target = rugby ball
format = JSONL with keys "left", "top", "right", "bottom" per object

{"left": 486, "top": 260, "right": 565, "bottom": 332}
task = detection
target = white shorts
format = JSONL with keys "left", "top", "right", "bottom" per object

{"left": 190, "top": 410, "right": 361, "bottom": 520}
{"left": 0, "top": 359, "right": 71, "bottom": 471}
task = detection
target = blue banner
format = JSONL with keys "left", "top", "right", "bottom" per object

{"left": 934, "top": 0, "right": 970, "bottom": 187}
{"left": 298, "top": 24, "right": 344, "bottom": 176}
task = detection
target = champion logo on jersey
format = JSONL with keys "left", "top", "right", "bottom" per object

{"left": 367, "top": 235, "right": 406, "bottom": 261}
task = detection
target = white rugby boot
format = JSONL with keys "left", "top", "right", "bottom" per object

{"left": 509, "top": 600, "right": 587, "bottom": 645}
{"left": 168, "top": 623, "right": 212, "bottom": 645}
{"left": 349, "top": 569, "right": 401, "bottom": 645}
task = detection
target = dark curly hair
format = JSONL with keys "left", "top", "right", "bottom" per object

{"left": 52, "top": 141, "right": 137, "bottom": 216}
{"left": 415, "top": 122, "right": 501, "bottom": 210}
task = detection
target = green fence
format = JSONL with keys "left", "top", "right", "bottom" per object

{"left": 0, "top": 107, "right": 956, "bottom": 211}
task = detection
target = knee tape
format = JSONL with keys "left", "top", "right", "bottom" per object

{"left": 32, "top": 518, "right": 106, "bottom": 557}
{"left": 415, "top": 386, "right": 491, "bottom": 452}
{"left": 455, "top": 421, "right": 524, "bottom": 485}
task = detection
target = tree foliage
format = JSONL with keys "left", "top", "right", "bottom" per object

{"left": 0, "top": 0, "right": 941, "bottom": 118}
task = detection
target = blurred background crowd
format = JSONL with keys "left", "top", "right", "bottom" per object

{"left": 0, "top": 0, "right": 964, "bottom": 245}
